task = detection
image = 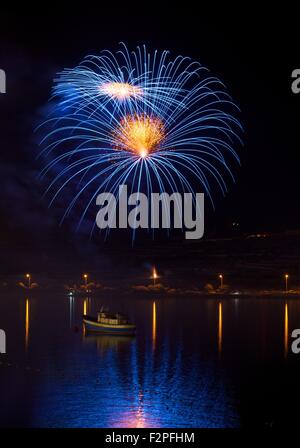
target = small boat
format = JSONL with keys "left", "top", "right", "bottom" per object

{"left": 83, "top": 310, "right": 136, "bottom": 335}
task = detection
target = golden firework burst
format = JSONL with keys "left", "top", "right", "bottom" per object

{"left": 113, "top": 114, "right": 165, "bottom": 158}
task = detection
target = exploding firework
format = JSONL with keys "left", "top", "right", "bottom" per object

{"left": 99, "top": 82, "right": 143, "bottom": 101}
{"left": 37, "top": 43, "right": 243, "bottom": 236}
{"left": 113, "top": 114, "right": 165, "bottom": 158}
{"left": 50, "top": 43, "right": 186, "bottom": 119}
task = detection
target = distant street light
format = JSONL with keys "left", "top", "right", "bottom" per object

{"left": 285, "top": 274, "right": 289, "bottom": 293}
{"left": 83, "top": 273, "right": 88, "bottom": 288}
{"left": 219, "top": 274, "right": 223, "bottom": 289}
{"left": 25, "top": 274, "right": 31, "bottom": 289}
{"left": 152, "top": 267, "right": 158, "bottom": 287}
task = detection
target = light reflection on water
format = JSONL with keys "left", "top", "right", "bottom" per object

{"left": 218, "top": 301, "right": 222, "bottom": 356}
{"left": 25, "top": 298, "right": 29, "bottom": 352}
{"left": 284, "top": 301, "right": 289, "bottom": 358}
{"left": 152, "top": 301, "right": 156, "bottom": 352}
{"left": 0, "top": 292, "right": 300, "bottom": 427}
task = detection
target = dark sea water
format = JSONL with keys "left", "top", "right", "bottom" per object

{"left": 0, "top": 291, "right": 300, "bottom": 428}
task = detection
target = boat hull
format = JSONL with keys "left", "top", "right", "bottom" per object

{"left": 83, "top": 318, "right": 136, "bottom": 335}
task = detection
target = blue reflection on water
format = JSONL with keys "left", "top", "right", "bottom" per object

{"left": 2, "top": 292, "right": 299, "bottom": 427}
{"left": 25, "top": 296, "right": 238, "bottom": 428}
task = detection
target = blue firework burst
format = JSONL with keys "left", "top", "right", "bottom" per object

{"left": 37, "top": 43, "right": 243, "bottom": 237}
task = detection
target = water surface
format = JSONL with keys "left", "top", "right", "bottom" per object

{"left": 0, "top": 292, "right": 299, "bottom": 427}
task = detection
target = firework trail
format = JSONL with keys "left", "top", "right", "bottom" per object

{"left": 37, "top": 42, "right": 243, "bottom": 237}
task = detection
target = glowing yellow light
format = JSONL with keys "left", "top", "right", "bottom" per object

{"left": 152, "top": 301, "right": 156, "bottom": 351}
{"left": 25, "top": 273, "right": 31, "bottom": 288}
{"left": 219, "top": 274, "right": 223, "bottom": 288}
{"left": 153, "top": 268, "right": 157, "bottom": 280}
{"left": 218, "top": 301, "right": 222, "bottom": 355}
{"left": 284, "top": 302, "right": 288, "bottom": 358}
{"left": 113, "top": 114, "right": 165, "bottom": 157}
{"left": 99, "top": 82, "right": 143, "bottom": 100}
{"left": 285, "top": 274, "right": 289, "bottom": 293}
{"left": 25, "top": 298, "right": 29, "bottom": 351}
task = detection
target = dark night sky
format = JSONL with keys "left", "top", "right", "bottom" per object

{"left": 0, "top": 6, "right": 299, "bottom": 269}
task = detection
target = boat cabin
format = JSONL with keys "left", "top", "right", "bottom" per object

{"left": 97, "top": 311, "right": 128, "bottom": 325}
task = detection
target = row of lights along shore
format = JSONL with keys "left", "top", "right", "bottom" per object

{"left": 23, "top": 272, "right": 292, "bottom": 293}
